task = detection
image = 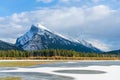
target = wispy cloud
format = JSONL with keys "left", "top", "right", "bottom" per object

{"left": 0, "top": 4, "right": 119, "bottom": 51}
{"left": 92, "top": 0, "right": 100, "bottom": 3}
{"left": 36, "top": 0, "right": 53, "bottom": 3}
{"left": 87, "top": 39, "right": 110, "bottom": 51}
{"left": 59, "top": 0, "right": 81, "bottom": 3}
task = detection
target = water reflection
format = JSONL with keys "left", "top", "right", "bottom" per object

{"left": 25, "top": 61, "right": 120, "bottom": 68}
{"left": 0, "top": 72, "right": 74, "bottom": 80}
{"left": 0, "top": 61, "right": 120, "bottom": 80}
{"left": 54, "top": 70, "right": 106, "bottom": 74}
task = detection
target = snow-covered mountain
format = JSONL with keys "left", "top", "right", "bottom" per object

{"left": 0, "top": 40, "right": 21, "bottom": 50}
{"left": 16, "top": 24, "right": 101, "bottom": 52}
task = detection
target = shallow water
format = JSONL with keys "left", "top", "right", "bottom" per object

{"left": 0, "top": 61, "right": 120, "bottom": 80}
{"left": 54, "top": 70, "right": 106, "bottom": 74}
{"left": 0, "top": 72, "right": 73, "bottom": 80}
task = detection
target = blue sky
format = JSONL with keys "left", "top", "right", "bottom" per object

{"left": 0, "top": 0, "right": 120, "bottom": 51}
{"left": 0, "top": 0, "right": 120, "bottom": 16}
{"left": 0, "top": 0, "right": 57, "bottom": 16}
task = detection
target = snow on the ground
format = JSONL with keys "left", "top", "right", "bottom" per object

{"left": 0, "top": 63, "right": 120, "bottom": 80}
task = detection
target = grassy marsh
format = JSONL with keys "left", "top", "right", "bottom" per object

{"left": 0, "top": 77, "right": 21, "bottom": 80}
{"left": 0, "top": 61, "right": 54, "bottom": 67}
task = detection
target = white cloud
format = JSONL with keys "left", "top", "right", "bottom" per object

{"left": 92, "top": 0, "right": 100, "bottom": 3}
{"left": 59, "top": 0, "right": 80, "bottom": 3}
{"left": 0, "top": 5, "right": 119, "bottom": 50}
{"left": 60, "top": 0, "right": 69, "bottom": 2}
{"left": 0, "top": 38, "right": 16, "bottom": 43}
{"left": 36, "top": 0, "right": 53, "bottom": 3}
{"left": 86, "top": 5, "right": 113, "bottom": 20}
{"left": 87, "top": 39, "right": 110, "bottom": 51}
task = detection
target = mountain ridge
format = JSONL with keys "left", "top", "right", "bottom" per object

{"left": 0, "top": 40, "right": 21, "bottom": 50}
{"left": 105, "top": 49, "right": 120, "bottom": 55}
{"left": 15, "top": 24, "right": 101, "bottom": 52}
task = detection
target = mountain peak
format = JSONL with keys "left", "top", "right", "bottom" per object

{"left": 16, "top": 24, "right": 101, "bottom": 52}
{"left": 30, "top": 25, "right": 39, "bottom": 33}
{"left": 31, "top": 24, "right": 49, "bottom": 31}
{"left": 37, "top": 23, "right": 48, "bottom": 30}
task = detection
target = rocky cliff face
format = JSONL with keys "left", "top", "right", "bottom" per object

{"left": 16, "top": 24, "right": 101, "bottom": 52}
{"left": 0, "top": 40, "right": 21, "bottom": 50}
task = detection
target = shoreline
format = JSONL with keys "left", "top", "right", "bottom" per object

{"left": 0, "top": 60, "right": 120, "bottom": 62}
{"left": 0, "top": 57, "right": 120, "bottom": 61}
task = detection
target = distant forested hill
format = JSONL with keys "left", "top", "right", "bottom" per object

{"left": 0, "top": 40, "right": 21, "bottom": 50}
{"left": 105, "top": 50, "right": 120, "bottom": 55}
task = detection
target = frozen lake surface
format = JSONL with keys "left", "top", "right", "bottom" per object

{"left": 0, "top": 61, "right": 120, "bottom": 80}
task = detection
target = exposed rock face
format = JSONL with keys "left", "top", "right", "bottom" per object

{"left": 16, "top": 24, "right": 101, "bottom": 52}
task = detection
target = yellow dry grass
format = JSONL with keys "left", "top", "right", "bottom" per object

{"left": 0, "top": 77, "right": 21, "bottom": 80}
{"left": 0, "top": 61, "right": 54, "bottom": 67}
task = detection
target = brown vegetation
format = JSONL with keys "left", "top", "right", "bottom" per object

{"left": 0, "top": 61, "right": 56, "bottom": 67}
{"left": 0, "top": 77, "right": 21, "bottom": 80}
{"left": 0, "top": 49, "right": 119, "bottom": 60}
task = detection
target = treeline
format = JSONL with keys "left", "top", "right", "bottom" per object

{"left": 0, "top": 49, "right": 118, "bottom": 58}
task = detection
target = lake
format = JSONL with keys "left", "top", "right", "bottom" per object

{"left": 0, "top": 61, "right": 120, "bottom": 80}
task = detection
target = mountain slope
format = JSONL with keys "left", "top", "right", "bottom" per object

{"left": 16, "top": 24, "right": 101, "bottom": 52}
{"left": 0, "top": 40, "right": 21, "bottom": 50}
{"left": 105, "top": 50, "right": 120, "bottom": 55}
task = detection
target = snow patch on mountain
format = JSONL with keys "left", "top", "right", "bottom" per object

{"left": 36, "top": 23, "right": 50, "bottom": 31}
{"left": 16, "top": 24, "right": 101, "bottom": 52}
